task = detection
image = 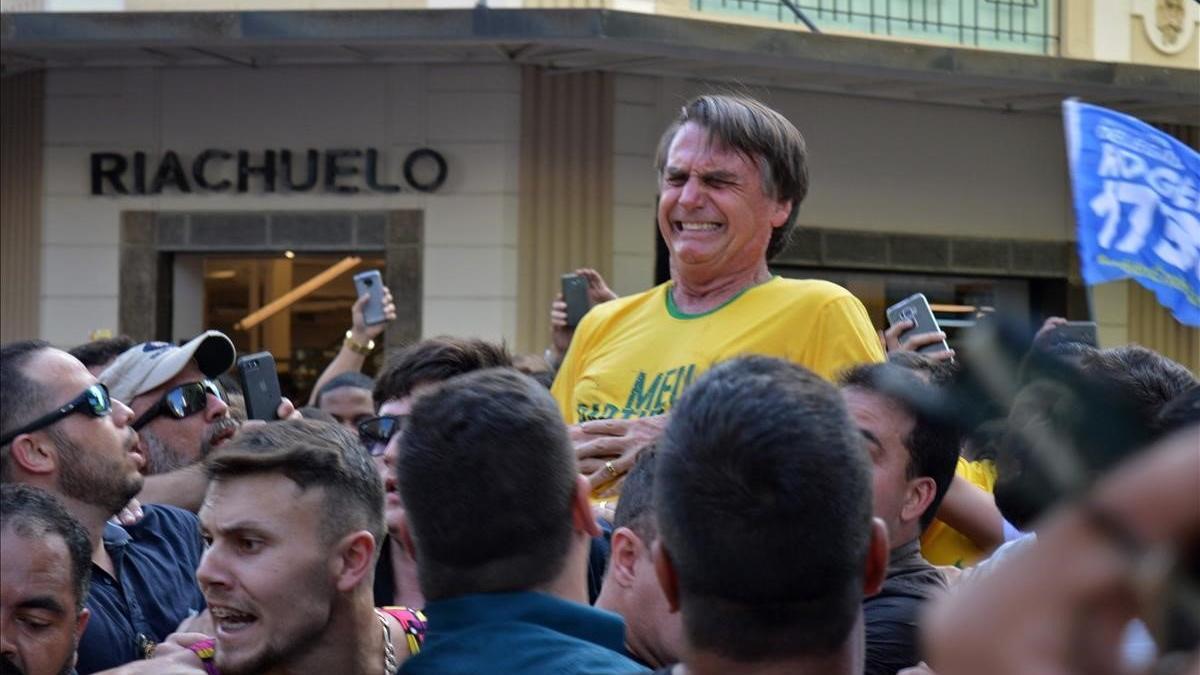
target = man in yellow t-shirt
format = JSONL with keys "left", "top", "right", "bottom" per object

{"left": 551, "top": 94, "right": 883, "bottom": 495}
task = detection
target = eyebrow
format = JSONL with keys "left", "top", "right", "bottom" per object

{"left": 200, "top": 519, "right": 272, "bottom": 538}
{"left": 664, "top": 166, "right": 740, "bottom": 182}
{"left": 858, "top": 428, "right": 883, "bottom": 452}
{"left": 18, "top": 595, "right": 67, "bottom": 615}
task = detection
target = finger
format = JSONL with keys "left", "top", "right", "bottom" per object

{"left": 928, "top": 348, "right": 956, "bottom": 362}
{"left": 900, "top": 331, "right": 947, "bottom": 351}
{"left": 587, "top": 468, "right": 621, "bottom": 490}
{"left": 579, "top": 418, "right": 629, "bottom": 436}
{"left": 353, "top": 293, "right": 368, "bottom": 310}
{"left": 276, "top": 398, "right": 300, "bottom": 420}
{"left": 578, "top": 458, "right": 607, "bottom": 475}
{"left": 576, "top": 436, "right": 628, "bottom": 459}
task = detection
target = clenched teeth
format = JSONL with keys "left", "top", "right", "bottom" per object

{"left": 679, "top": 222, "right": 721, "bottom": 231}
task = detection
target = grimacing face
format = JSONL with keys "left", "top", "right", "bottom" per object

{"left": 0, "top": 528, "right": 89, "bottom": 675}
{"left": 657, "top": 122, "right": 791, "bottom": 281}
{"left": 196, "top": 474, "right": 338, "bottom": 675}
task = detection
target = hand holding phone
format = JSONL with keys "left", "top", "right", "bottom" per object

{"left": 885, "top": 293, "right": 951, "bottom": 356}
{"left": 236, "top": 352, "right": 283, "bottom": 421}
{"left": 353, "top": 270, "right": 387, "bottom": 326}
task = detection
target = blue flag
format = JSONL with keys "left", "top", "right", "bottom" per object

{"left": 1064, "top": 100, "right": 1200, "bottom": 327}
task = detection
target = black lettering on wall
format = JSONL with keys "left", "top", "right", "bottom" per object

{"left": 90, "top": 153, "right": 128, "bottom": 195}
{"left": 237, "top": 150, "right": 277, "bottom": 193}
{"left": 150, "top": 151, "right": 192, "bottom": 194}
{"left": 365, "top": 149, "right": 400, "bottom": 193}
{"left": 192, "top": 149, "right": 232, "bottom": 191}
{"left": 324, "top": 149, "right": 362, "bottom": 194}
{"left": 133, "top": 152, "right": 147, "bottom": 195}
{"left": 281, "top": 149, "right": 319, "bottom": 192}
{"left": 403, "top": 148, "right": 448, "bottom": 193}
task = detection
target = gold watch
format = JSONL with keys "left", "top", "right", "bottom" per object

{"left": 344, "top": 331, "right": 375, "bottom": 355}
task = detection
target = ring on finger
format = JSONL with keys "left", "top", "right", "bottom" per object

{"left": 604, "top": 460, "right": 618, "bottom": 478}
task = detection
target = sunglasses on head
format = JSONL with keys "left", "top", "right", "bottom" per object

{"left": 0, "top": 383, "right": 112, "bottom": 446}
{"left": 357, "top": 415, "right": 406, "bottom": 456}
{"left": 132, "top": 379, "right": 226, "bottom": 430}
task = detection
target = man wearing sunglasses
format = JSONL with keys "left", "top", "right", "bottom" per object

{"left": 0, "top": 341, "right": 206, "bottom": 674}
{"left": 101, "top": 332, "right": 302, "bottom": 515}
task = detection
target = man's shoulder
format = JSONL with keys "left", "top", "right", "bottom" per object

{"left": 767, "top": 277, "right": 858, "bottom": 305}
{"left": 135, "top": 503, "right": 201, "bottom": 534}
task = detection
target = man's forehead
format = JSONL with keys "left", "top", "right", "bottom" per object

{"left": 31, "top": 349, "right": 94, "bottom": 395}
{"left": 201, "top": 473, "right": 321, "bottom": 529}
{"left": 0, "top": 528, "right": 75, "bottom": 591}
{"left": 665, "top": 123, "right": 755, "bottom": 168}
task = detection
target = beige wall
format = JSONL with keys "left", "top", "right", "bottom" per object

{"left": 1063, "top": 0, "right": 1200, "bottom": 68}
{"left": 1092, "top": 280, "right": 1199, "bottom": 373}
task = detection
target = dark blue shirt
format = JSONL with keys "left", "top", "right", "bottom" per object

{"left": 400, "top": 591, "right": 649, "bottom": 675}
{"left": 76, "top": 504, "right": 206, "bottom": 674}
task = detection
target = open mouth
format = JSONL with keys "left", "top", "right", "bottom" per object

{"left": 210, "top": 606, "right": 258, "bottom": 636}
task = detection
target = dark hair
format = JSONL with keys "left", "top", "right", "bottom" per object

{"left": 1078, "top": 346, "right": 1197, "bottom": 429}
{"left": 207, "top": 419, "right": 385, "bottom": 548}
{"left": 612, "top": 445, "right": 659, "bottom": 543}
{"left": 67, "top": 335, "right": 136, "bottom": 371}
{"left": 373, "top": 337, "right": 512, "bottom": 406}
{"left": 1, "top": 484, "right": 93, "bottom": 611}
{"left": 655, "top": 95, "right": 809, "bottom": 260}
{"left": 840, "top": 363, "right": 962, "bottom": 530}
{"left": 887, "top": 351, "right": 957, "bottom": 387}
{"left": 315, "top": 372, "right": 375, "bottom": 407}
{"left": 996, "top": 347, "right": 1196, "bottom": 530}
{"left": 657, "top": 356, "right": 872, "bottom": 660}
{"left": 1, "top": 341, "right": 52, "bottom": 479}
{"left": 1155, "top": 385, "right": 1200, "bottom": 438}
{"left": 398, "top": 368, "right": 577, "bottom": 601}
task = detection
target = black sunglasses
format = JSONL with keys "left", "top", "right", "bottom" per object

{"left": 132, "top": 379, "right": 226, "bottom": 430}
{"left": 357, "top": 415, "right": 406, "bottom": 456}
{"left": 0, "top": 383, "right": 112, "bottom": 446}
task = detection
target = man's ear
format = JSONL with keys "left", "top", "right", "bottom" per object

{"left": 608, "top": 527, "right": 643, "bottom": 589}
{"left": 901, "top": 476, "right": 937, "bottom": 527}
{"left": 571, "top": 475, "right": 602, "bottom": 538}
{"left": 8, "top": 433, "right": 58, "bottom": 477}
{"left": 652, "top": 539, "right": 681, "bottom": 613}
{"left": 769, "top": 198, "right": 793, "bottom": 229}
{"left": 863, "top": 517, "right": 889, "bottom": 598}
{"left": 331, "top": 530, "right": 377, "bottom": 593}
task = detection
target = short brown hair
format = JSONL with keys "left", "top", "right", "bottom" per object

{"left": 206, "top": 419, "right": 385, "bottom": 548}
{"left": 655, "top": 94, "right": 809, "bottom": 260}
{"left": 373, "top": 336, "right": 512, "bottom": 406}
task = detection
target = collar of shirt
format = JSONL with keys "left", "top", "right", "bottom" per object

{"left": 423, "top": 591, "right": 627, "bottom": 654}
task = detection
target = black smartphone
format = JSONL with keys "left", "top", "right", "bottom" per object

{"left": 562, "top": 274, "right": 591, "bottom": 328}
{"left": 1048, "top": 321, "right": 1099, "bottom": 347}
{"left": 352, "top": 270, "right": 387, "bottom": 326}
{"left": 236, "top": 352, "right": 282, "bottom": 421}
{"left": 885, "top": 293, "right": 951, "bottom": 356}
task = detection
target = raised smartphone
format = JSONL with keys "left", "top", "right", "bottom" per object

{"left": 236, "top": 352, "right": 282, "bottom": 421}
{"left": 1048, "top": 321, "right": 1099, "bottom": 347}
{"left": 885, "top": 293, "right": 951, "bottom": 356}
{"left": 352, "top": 270, "right": 387, "bottom": 326}
{"left": 562, "top": 274, "right": 591, "bottom": 328}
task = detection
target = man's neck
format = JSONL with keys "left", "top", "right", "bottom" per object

{"left": 670, "top": 264, "right": 772, "bottom": 315}
{"left": 677, "top": 617, "right": 863, "bottom": 675}
{"left": 594, "top": 585, "right": 666, "bottom": 669}
{"left": 534, "top": 533, "right": 591, "bottom": 605}
{"left": 270, "top": 593, "right": 387, "bottom": 675}
{"left": 52, "top": 492, "right": 118, "bottom": 577}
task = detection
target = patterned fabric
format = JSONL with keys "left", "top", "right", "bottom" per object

{"left": 186, "top": 606, "right": 427, "bottom": 673}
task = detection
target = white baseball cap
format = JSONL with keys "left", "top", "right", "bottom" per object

{"left": 99, "top": 330, "right": 236, "bottom": 404}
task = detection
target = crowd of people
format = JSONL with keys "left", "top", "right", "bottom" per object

{"left": 2, "top": 94, "right": 1197, "bottom": 675}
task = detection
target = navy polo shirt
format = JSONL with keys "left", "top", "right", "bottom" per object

{"left": 76, "top": 504, "right": 206, "bottom": 674}
{"left": 401, "top": 591, "right": 649, "bottom": 675}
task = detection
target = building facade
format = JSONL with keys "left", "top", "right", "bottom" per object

{"left": 2, "top": 1, "right": 1197, "bottom": 393}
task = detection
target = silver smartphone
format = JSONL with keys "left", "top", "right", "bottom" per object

{"left": 352, "top": 270, "right": 387, "bottom": 326}
{"left": 885, "top": 292, "right": 951, "bottom": 356}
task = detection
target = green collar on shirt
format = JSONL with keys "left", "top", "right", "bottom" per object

{"left": 665, "top": 276, "right": 779, "bottom": 320}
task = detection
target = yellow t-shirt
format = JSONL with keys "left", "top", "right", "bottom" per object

{"left": 551, "top": 277, "right": 884, "bottom": 495}
{"left": 920, "top": 457, "right": 999, "bottom": 568}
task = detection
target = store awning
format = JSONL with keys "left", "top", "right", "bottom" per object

{"left": 2, "top": 8, "right": 1197, "bottom": 125}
